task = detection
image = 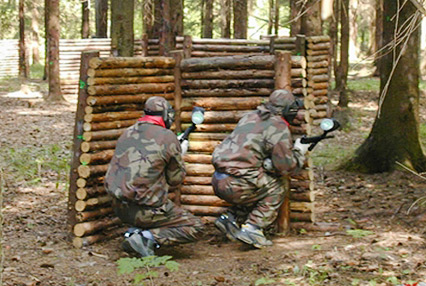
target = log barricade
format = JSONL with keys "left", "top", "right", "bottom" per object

{"left": 69, "top": 35, "right": 332, "bottom": 247}
{"left": 0, "top": 40, "right": 19, "bottom": 78}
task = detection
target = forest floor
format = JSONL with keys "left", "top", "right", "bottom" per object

{"left": 1, "top": 77, "right": 426, "bottom": 286}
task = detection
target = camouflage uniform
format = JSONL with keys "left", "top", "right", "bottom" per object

{"left": 212, "top": 100, "right": 305, "bottom": 229}
{"left": 105, "top": 119, "right": 203, "bottom": 246}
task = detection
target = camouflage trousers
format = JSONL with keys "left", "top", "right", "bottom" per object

{"left": 212, "top": 171, "right": 286, "bottom": 229}
{"left": 112, "top": 198, "right": 204, "bottom": 246}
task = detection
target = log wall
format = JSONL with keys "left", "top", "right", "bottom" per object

{"left": 69, "top": 35, "right": 331, "bottom": 247}
{"left": 0, "top": 40, "right": 19, "bottom": 78}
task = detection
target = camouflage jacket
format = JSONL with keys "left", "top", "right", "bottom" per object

{"left": 212, "top": 104, "right": 305, "bottom": 181}
{"left": 105, "top": 119, "right": 185, "bottom": 207}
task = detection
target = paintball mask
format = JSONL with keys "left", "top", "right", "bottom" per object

{"left": 144, "top": 96, "right": 176, "bottom": 129}
{"left": 282, "top": 98, "right": 304, "bottom": 124}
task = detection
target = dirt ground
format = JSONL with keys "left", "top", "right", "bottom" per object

{"left": 1, "top": 79, "right": 425, "bottom": 286}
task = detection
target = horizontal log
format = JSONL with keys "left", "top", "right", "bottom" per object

{"left": 74, "top": 195, "right": 112, "bottom": 212}
{"left": 182, "top": 205, "right": 228, "bottom": 216}
{"left": 290, "top": 202, "right": 314, "bottom": 213}
{"left": 290, "top": 179, "right": 314, "bottom": 191}
{"left": 83, "top": 119, "right": 137, "bottom": 132}
{"left": 83, "top": 128, "right": 127, "bottom": 141}
{"left": 84, "top": 111, "right": 143, "bottom": 123}
{"left": 81, "top": 140, "right": 117, "bottom": 152}
{"left": 307, "top": 68, "right": 329, "bottom": 75}
{"left": 181, "top": 185, "right": 215, "bottom": 195}
{"left": 182, "top": 69, "right": 275, "bottom": 79}
{"left": 183, "top": 88, "right": 273, "bottom": 97}
{"left": 306, "top": 55, "right": 330, "bottom": 62}
{"left": 290, "top": 212, "right": 315, "bottom": 222}
{"left": 309, "top": 109, "right": 328, "bottom": 119}
{"left": 180, "top": 55, "right": 275, "bottom": 71}
{"left": 89, "top": 56, "right": 175, "bottom": 69}
{"left": 76, "top": 207, "right": 113, "bottom": 222}
{"left": 88, "top": 75, "right": 174, "bottom": 86}
{"left": 191, "top": 51, "right": 263, "bottom": 57}
{"left": 87, "top": 68, "right": 174, "bottom": 78}
{"left": 306, "top": 35, "right": 330, "bottom": 43}
{"left": 180, "top": 195, "right": 231, "bottom": 207}
{"left": 76, "top": 177, "right": 105, "bottom": 188}
{"left": 85, "top": 104, "right": 145, "bottom": 114}
{"left": 181, "top": 96, "right": 264, "bottom": 111}
{"left": 189, "top": 141, "right": 221, "bottom": 153}
{"left": 192, "top": 44, "right": 269, "bottom": 52}
{"left": 307, "top": 74, "right": 329, "bottom": 83}
{"left": 77, "top": 164, "right": 109, "bottom": 178}
{"left": 181, "top": 79, "right": 274, "bottom": 89}
{"left": 183, "top": 176, "right": 212, "bottom": 185}
{"left": 87, "top": 93, "right": 174, "bottom": 106}
{"left": 80, "top": 149, "right": 115, "bottom": 165}
{"left": 76, "top": 185, "right": 107, "bottom": 200}
{"left": 181, "top": 110, "right": 250, "bottom": 123}
{"left": 306, "top": 49, "right": 329, "bottom": 56}
{"left": 291, "top": 168, "right": 314, "bottom": 181}
{"left": 181, "top": 123, "right": 236, "bottom": 132}
{"left": 185, "top": 163, "right": 215, "bottom": 176}
{"left": 73, "top": 217, "right": 121, "bottom": 237}
{"left": 183, "top": 154, "right": 213, "bottom": 164}
{"left": 88, "top": 82, "right": 175, "bottom": 96}
{"left": 289, "top": 190, "right": 315, "bottom": 202}
{"left": 312, "top": 89, "right": 328, "bottom": 96}
{"left": 307, "top": 42, "right": 331, "bottom": 50}
{"left": 311, "top": 82, "right": 328, "bottom": 90}
{"left": 307, "top": 60, "right": 329, "bottom": 69}
{"left": 187, "top": 133, "right": 228, "bottom": 141}
{"left": 73, "top": 226, "right": 125, "bottom": 248}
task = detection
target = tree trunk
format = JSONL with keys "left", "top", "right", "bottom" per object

{"left": 111, "top": 0, "right": 134, "bottom": 57}
{"left": 274, "top": 0, "right": 279, "bottom": 35}
{"left": 19, "top": 0, "right": 28, "bottom": 78}
{"left": 268, "top": 0, "right": 274, "bottom": 35}
{"left": 45, "top": 0, "right": 63, "bottom": 101}
{"left": 233, "top": 0, "right": 247, "bottom": 39}
{"left": 81, "top": 0, "right": 90, "bottom": 39}
{"left": 143, "top": 0, "right": 154, "bottom": 38}
{"left": 337, "top": 0, "right": 350, "bottom": 108}
{"left": 171, "top": 0, "right": 184, "bottom": 36}
{"left": 220, "top": 0, "right": 231, "bottom": 38}
{"left": 347, "top": 1, "right": 426, "bottom": 173}
{"left": 202, "top": 0, "right": 214, "bottom": 38}
{"left": 95, "top": 0, "right": 108, "bottom": 38}
{"left": 30, "top": 1, "right": 41, "bottom": 65}
{"left": 373, "top": 0, "right": 383, "bottom": 76}
{"left": 43, "top": 0, "right": 49, "bottom": 80}
{"left": 159, "top": 0, "right": 173, "bottom": 56}
{"left": 153, "top": 0, "right": 162, "bottom": 38}
{"left": 300, "top": 0, "right": 322, "bottom": 36}
{"left": 290, "top": 0, "right": 302, "bottom": 36}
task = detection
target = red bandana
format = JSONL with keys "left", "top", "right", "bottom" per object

{"left": 138, "top": 115, "right": 166, "bottom": 128}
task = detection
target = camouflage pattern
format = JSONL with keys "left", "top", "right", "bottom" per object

{"left": 105, "top": 121, "right": 185, "bottom": 207}
{"left": 211, "top": 100, "right": 305, "bottom": 229}
{"left": 112, "top": 198, "right": 204, "bottom": 245}
{"left": 105, "top": 119, "right": 203, "bottom": 244}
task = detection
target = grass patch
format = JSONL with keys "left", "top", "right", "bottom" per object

{"left": 0, "top": 77, "right": 21, "bottom": 93}
{"left": 30, "top": 62, "right": 45, "bottom": 80}
{"left": 311, "top": 143, "right": 357, "bottom": 171}
{"left": 347, "top": 78, "right": 380, "bottom": 92}
{"left": 0, "top": 144, "right": 70, "bottom": 187}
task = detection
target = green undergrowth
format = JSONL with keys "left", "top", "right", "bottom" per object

{"left": 0, "top": 143, "right": 70, "bottom": 187}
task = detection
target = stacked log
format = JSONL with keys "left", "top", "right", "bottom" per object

{"left": 69, "top": 55, "right": 176, "bottom": 247}
{"left": 179, "top": 53, "right": 315, "bottom": 224}
{"left": 0, "top": 40, "right": 19, "bottom": 78}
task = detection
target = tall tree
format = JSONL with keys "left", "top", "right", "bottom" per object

{"left": 81, "top": 0, "right": 90, "bottom": 38}
{"left": 143, "top": 0, "right": 154, "bottom": 38}
{"left": 111, "top": 0, "right": 134, "bottom": 56}
{"left": 152, "top": 0, "right": 162, "bottom": 38}
{"left": 30, "top": 0, "right": 41, "bottom": 65}
{"left": 202, "top": 0, "right": 214, "bottom": 38}
{"left": 159, "top": 0, "right": 173, "bottom": 55}
{"left": 170, "top": 0, "right": 183, "bottom": 36}
{"left": 335, "top": 0, "right": 350, "bottom": 108}
{"left": 19, "top": 0, "right": 28, "bottom": 78}
{"left": 233, "top": 0, "right": 247, "bottom": 38}
{"left": 300, "top": 0, "right": 322, "bottom": 36}
{"left": 220, "top": 0, "right": 231, "bottom": 38}
{"left": 290, "top": 0, "right": 303, "bottom": 36}
{"left": 267, "top": 0, "right": 279, "bottom": 35}
{"left": 347, "top": 1, "right": 426, "bottom": 173}
{"left": 373, "top": 0, "right": 383, "bottom": 76}
{"left": 95, "top": 0, "right": 108, "bottom": 38}
{"left": 45, "top": 0, "right": 63, "bottom": 101}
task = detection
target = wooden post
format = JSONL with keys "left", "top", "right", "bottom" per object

{"left": 141, "top": 33, "right": 149, "bottom": 57}
{"left": 269, "top": 35, "right": 276, "bottom": 55}
{"left": 274, "top": 50, "right": 292, "bottom": 235}
{"left": 68, "top": 50, "right": 100, "bottom": 233}
{"left": 183, "top": 35, "right": 192, "bottom": 59}
{"left": 295, "top": 34, "right": 306, "bottom": 56}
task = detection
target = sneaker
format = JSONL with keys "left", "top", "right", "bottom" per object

{"left": 236, "top": 224, "right": 273, "bottom": 248}
{"left": 122, "top": 231, "right": 155, "bottom": 257}
{"left": 214, "top": 213, "right": 240, "bottom": 242}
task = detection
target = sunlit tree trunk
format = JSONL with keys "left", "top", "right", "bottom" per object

{"left": 290, "top": 0, "right": 302, "bottom": 36}
{"left": 95, "top": 0, "right": 108, "bottom": 38}
{"left": 300, "top": 0, "right": 322, "bottom": 36}
{"left": 81, "top": 0, "right": 90, "bottom": 38}
{"left": 45, "top": 0, "right": 63, "bottom": 101}
{"left": 44, "top": 0, "right": 49, "bottom": 80}
{"left": 267, "top": 0, "right": 274, "bottom": 35}
{"left": 233, "top": 0, "right": 247, "bottom": 39}
{"left": 30, "top": 1, "right": 41, "bottom": 65}
{"left": 348, "top": 1, "right": 426, "bottom": 173}
{"left": 274, "top": 0, "right": 279, "bottom": 35}
{"left": 19, "top": 0, "right": 28, "bottom": 78}
{"left": 171, "top": 0, "right": 183, "bottom": 36}
{"left": 111, "top": 0, "right": 134, "bottom": 57}
{"left": 202, "top": 0, "right": 214, "bottom": 38}
{"left": 220, "top": 0, "right": 231, "bottom": 38}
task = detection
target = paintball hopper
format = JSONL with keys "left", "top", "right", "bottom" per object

{"left": 179, "top": 107, "right": 205, "bottom": 143}
{"left": 300, "top": 118, "right": 340, "bottom": 151}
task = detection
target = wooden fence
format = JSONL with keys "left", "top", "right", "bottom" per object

{"left": 0, "top": 40, "right": 19, "bottom": 78}
{"left": 68, "top": 35, "right": 331, "bottom": 247}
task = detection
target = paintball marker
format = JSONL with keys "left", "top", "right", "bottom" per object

{"left": 179, "top": 106, "right": 205, "bottom": 143}
{"left": 300, "top": 118, "right": 340, "bottom": 151}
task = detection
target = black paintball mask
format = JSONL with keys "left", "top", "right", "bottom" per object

{"left": 281, "top": 99, "right": 304, "bottom": 125}
{"left": 144, "top": 97, "right": 176, "bottom": 129}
